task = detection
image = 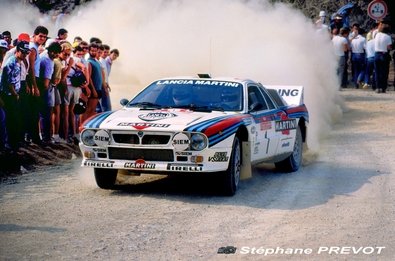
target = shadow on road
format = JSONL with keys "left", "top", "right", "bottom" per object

{"left": 107, "top": 159, "right": 386, "bottom": 210}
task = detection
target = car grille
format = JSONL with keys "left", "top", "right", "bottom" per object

{"left": 108, "top": 147, "right": 174, "bottom": 161}
{"left": 112, "top": 134, "right": 139, "bottom": 144}
{"left": 112, "top": 133, "right": 171, "bottom": 145}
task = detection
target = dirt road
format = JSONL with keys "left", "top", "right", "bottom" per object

{"left": 1, "top": 89, "right": 395, "bottom": 260}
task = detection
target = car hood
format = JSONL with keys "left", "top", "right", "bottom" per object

{"left": 82, "top": 108, "right": 239, "bottom": 132}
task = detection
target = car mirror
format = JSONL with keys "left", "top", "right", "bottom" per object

{"left": 120, "top": 98, "right": 129, "bottom": 106}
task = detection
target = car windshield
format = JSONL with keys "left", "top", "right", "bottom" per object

{"left": 127, "top": 79, "right": 243, "bottom": 112}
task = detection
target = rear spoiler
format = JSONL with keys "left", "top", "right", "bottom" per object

{"left": 264, "top": 85, "right": 304, "bottom": 106}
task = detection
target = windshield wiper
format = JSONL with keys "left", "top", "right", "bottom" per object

{"left": 128, "top": 102, "right": 162, "bottom": 109}
{"left": 209, "top": 106, "right": 225, "bottom": 112}
{"left": 173, "top": 104, "right": 224, "bottom": 112}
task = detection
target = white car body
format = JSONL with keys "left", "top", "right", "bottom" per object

{"left": 79, "top": 76, "right": 309, "bottom": 195}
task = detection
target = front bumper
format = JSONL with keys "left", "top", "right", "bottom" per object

{"left": 79, "top": 144, "right": 232, "bottom": 174}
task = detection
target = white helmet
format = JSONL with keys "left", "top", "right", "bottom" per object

{"left": 319, "top": 11, "right": 326, "bottom": 17}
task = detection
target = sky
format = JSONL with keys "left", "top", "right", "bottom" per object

{"left": 0, "top": 0, "right": 343, "bottom": 151}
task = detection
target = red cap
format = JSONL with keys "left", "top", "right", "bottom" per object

{"left": 17, "top": 33, "right": 30, "bottom": 42}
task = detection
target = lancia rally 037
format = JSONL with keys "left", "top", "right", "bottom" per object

{"left": 79, "top": 75, "right": 309, "bottom": 195}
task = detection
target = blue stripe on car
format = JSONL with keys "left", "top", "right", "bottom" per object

{"left": 85, "top": 111, "right": 113, "bottom": 128}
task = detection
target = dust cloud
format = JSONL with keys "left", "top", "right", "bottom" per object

{"left": 1, "top": 0, "right": 342, "bottom": 151}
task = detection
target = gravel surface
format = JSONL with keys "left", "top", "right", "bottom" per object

{"left": 1, "top": 89, "right": 395, "bottom": 260}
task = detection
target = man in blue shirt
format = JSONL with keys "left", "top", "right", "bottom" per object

{"left": 37, "top": 41, "right": 61, "bottom": 144}
{"left": 0, "top": 41, "right": 30, "bottom": 151}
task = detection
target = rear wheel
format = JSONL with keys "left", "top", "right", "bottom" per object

{"left": 220, "top": 136, "right": 241, "bottom": 196}
{"left": 275, "top": 126, "right": 303, "bottom": 172}
{"left": 94, "top": 168, "right": 118, "bottom": 189}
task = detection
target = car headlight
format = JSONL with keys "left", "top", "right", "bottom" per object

{"left": 190, "top": 133, "right": 207, "bottom": 151}
{"left": 81, "top": 129, "right": 97, "bottom": 146}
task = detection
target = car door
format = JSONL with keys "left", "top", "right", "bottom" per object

{"left": 247, "top": 85, "right": 279, "bottom": 162}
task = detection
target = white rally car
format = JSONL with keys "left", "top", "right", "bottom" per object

{"left": 79, "top": 75, "right": 309, "bottom": 195}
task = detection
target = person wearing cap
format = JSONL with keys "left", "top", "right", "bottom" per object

{"left": 0, "top": 40, "right": 8, "bottom": 68}
{"left": 1, "top": 33, "right": 32, "bottom": 145}
{"left": 0, "top": 41, "right": 31, "bottom": 151}
{"left": 315, "top": 10, "right": 329, "bottom": 34}
{"left": 330, "top": 14, "right": 343, "bottom": 32}
{"left": 1, "top": 33, "right": 30, "bottom": 70}
{"left": 1, "top": 31, "right": 12, "bottom": 50}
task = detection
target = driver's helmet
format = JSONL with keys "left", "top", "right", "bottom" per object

{"left": 172, "top": 86, "right": 191, "bottom": 105}
{"left": 221, "top": 87, "right": 240, "bottom": 109}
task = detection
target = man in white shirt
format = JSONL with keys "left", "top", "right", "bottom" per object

{"left": 332, "top": 27, "right": 350, "bottom": 88}
{"left": 374, "top": 19, "right": 392, "bottom": 93}
{"left": 364, "top": 37, "right": 376, "bottom": 90}
{"left": 350, "top": 27, "right": 366, "bottom": 88}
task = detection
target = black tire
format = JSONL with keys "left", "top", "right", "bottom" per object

{"left": 275, "top": 126, "right": 303, "bottom": 173}
{"left": 94, "top": 168, "right": 118, "bottom": 189}
{"left": 220, "top": 136, "right": 241, "bottom": 196}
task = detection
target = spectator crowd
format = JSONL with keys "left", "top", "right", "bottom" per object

{"left": 0, "top": 26, "right": 119, "bottom": 153}
{"left": 317, "top": 12, "right": 394, "bottom": 93}
{"left": 1, "top": 13, "right": 393, "bottom": 155}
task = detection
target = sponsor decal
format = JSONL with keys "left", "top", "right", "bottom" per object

{"left": 275, "top": 119, "right": 296, "bottom": 133}
{"left": 260, "top": 121, "right": 272, "bottom": 131}
{"left": 93, "top": 130, "right": 110, "bottom": 146}
{"left": 172, "top": 133, "right": 190, "bottom": 150}
{"left": 124, "top": 159, "right": 156, "bottom": 169}
{"left": 254, "top": 142, "right": 260, "bottom": 154}
{"left": 282, "top": 142, "right": 290, "bottom": 148}
{"left": 275, "top": 113, "right": 296, "bottom": 135}
{"left": 84, "top": 161, "right": 114, "bottom": 168}
{"left": 167, "top": 164, "right": 203, "bottom": 171}
{"left": 156, "top": 79, "right": 242, "bottom": 87}
{"left": 138, "top": 112, "right": 176, "bottom": 122}
{"left": 118, "top": 122, "right": 170, "bottom": 130}
{"left": 277, "top": 89, "right": 300, "bottom": 97}
{"left": 208, "top": 152, "right": 229, "bottom": 162}
{"left": 259, "top": 116, "right": 272, "bottom": 131}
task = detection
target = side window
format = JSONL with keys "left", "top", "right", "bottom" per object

{"left": 266, "top": 89, "right": 285, "bottom": 107}
{"left": 260, "top": 88, "right": 276, "bottom": 109}
{"left": 247, "top": 85, "right": 268, "bottom": 111}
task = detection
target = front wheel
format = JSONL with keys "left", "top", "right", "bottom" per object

{"left": 275, "top": 126, "right": 303, "bottom": 172}
{"left": 94, "top": 168, "right": 118, "bottom": 189}
{"left": 220, "top": 136, "right": 241, "bottom": 196}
